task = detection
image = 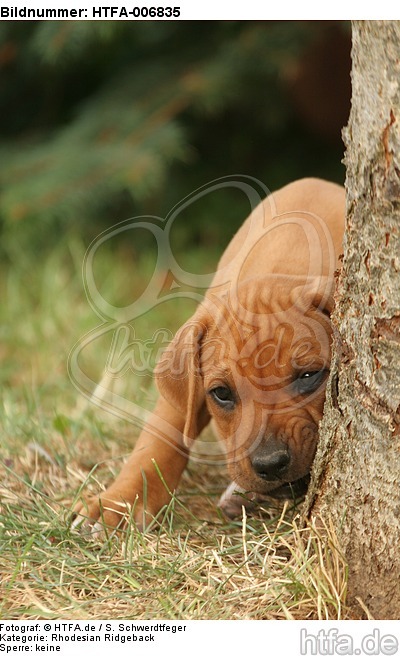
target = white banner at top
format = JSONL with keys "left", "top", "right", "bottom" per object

{"left": 0, "top": 1, "right": 398, "bottom": 21}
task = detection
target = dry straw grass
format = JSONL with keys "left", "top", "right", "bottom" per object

{"left": 1, "top": 437, "right": 348, "bottom": 620}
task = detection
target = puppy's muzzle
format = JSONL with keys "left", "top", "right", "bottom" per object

{"left": 250, "top": 438, "right": 290, "bottom": 481}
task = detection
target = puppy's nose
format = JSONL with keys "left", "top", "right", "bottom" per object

{"left": 251, "top": 450, "right": 290, "bottom": 481}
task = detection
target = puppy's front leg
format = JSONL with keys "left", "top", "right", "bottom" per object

{"left": 73, "top": 396, "right": 189, "bottom": 533}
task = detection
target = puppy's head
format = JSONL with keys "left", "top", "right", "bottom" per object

{"left": 155, "top": 276, "right": 334, "bottom": 497}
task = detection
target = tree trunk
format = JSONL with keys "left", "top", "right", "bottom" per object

{"left": 303, "top": 21, "right": 400, "bottom": 620}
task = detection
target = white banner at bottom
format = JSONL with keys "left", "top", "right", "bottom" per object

{"left": 0, "top": 621, "right": 399, "bottom": 655}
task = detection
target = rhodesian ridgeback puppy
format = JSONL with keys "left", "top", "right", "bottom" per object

{"left": 73, "top": 178, "right": 345, "bottom": 533}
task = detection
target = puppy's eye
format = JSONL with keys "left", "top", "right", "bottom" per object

{"left": 295, "top": 370, "right": 328, "bottom": 395}
{"left": 209, "top": 385, "right": 235, "bottom": 408}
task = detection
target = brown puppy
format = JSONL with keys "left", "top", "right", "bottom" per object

{"left": 73, "top": 178, "right": 345, "bottom": 533}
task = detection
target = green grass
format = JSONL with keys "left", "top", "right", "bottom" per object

{"left": 0, "top": 238, "right": 348, "bottom": 620}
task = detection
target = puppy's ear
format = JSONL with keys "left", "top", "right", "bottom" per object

{"left": 154, "top": 317, "right": 210, "bottom": 448}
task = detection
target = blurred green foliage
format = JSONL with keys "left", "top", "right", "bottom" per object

{"left": 0, "top": 21, "right": 348, "bottom": 259}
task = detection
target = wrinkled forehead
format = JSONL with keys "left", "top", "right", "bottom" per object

{"left": 201, "top": 299, "right": 331, "bottom": 385}
{"left": 240, "top": 309, "right": 329, "bottom": 361}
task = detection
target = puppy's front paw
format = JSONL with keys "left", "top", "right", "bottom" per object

{"left": 72, "top": 491, "right": 148, "bottom": 537}
{"left": 218, "top": 482, "right": 259, "bottom": 518}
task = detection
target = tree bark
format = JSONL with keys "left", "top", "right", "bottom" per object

{"left": 303, "top": 21, "right": 400, "bottom": 619}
